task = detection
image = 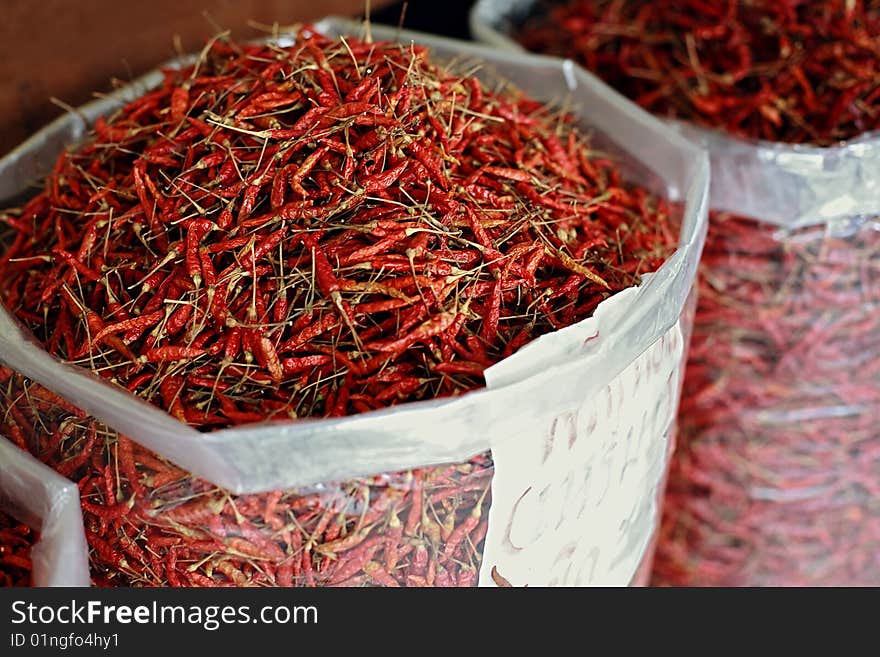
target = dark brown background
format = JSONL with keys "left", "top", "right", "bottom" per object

{"left": 0, "top": 0, "right": 476, "bottom": 155}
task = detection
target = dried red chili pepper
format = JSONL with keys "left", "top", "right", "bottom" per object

{"left": 0, "top": 26, "right": 674, "bottom": 428}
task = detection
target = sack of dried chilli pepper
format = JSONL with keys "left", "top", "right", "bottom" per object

{"left": 473, "top": 0, "right": 880, "bottom": 585}
{"left": 0, "top": 434, "right": 91, "bottom": 586}
{"left": 0, "top": 17, "right": 707, "bottom": 586}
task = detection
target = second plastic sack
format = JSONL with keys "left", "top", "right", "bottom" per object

{"left": 470, "top": 0, "right": 880, "bottom": 585}
{"left": 655, "top": 210, "right": 880, "bottom": 586}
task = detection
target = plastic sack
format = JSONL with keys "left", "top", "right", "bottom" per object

{"left": 471, "top": 0, "right": 880, "bottom": 585}
{"left": 0, "top": 434, "right": 90, "bottom": 586}
{"left": 0, "top": 17, "right": 708, "bottom": 586}
{"left": 657, "top": 213, "right": 880, "bottom": 586}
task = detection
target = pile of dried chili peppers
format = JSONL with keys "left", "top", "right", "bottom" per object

{"left": 0, "top": 509, "right": 35, "bottom": 587}
{"left": 0, "top": 27, "right": 676, "bottom": 586}
{"left": 515, "top": 0, "right": 880, "bottom": 145}
{"left": 514, "top": 0, "right": 880, "bottom": 585}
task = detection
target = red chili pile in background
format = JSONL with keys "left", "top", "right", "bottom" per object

{"left": 0, "top": 509, "right": 35, "bottom": 587}
{"left": 516, "top": 0, "right": 880, "bottom": 585}
{"left": 516, "top": 0, "right": 880, "bottom": 145}
{"left": 0, "top": 27, "right": 676, "bottom": 586}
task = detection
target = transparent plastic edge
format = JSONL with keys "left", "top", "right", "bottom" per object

{"left": 0, "top": 437, "right": 91, "bottom": 586}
